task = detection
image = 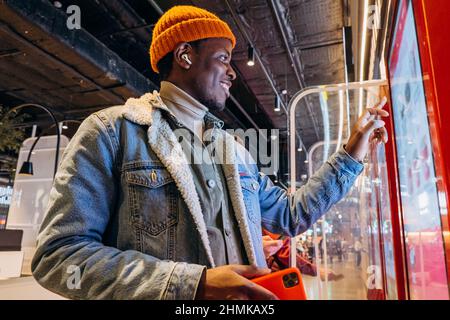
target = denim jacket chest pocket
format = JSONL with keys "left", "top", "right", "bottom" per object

{"left": 124, "top": 166, "right": 178, "bottom": 237}
{"left": 240, "top": 177, "right": 260, "bottom": 225}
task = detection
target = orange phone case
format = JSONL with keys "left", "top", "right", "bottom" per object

{"left": 251, "top": 267, "right": 307, "bottom": 300}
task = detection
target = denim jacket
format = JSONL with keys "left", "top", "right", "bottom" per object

{"left": 31, "top": 91, "right": 364, "bottom": 300}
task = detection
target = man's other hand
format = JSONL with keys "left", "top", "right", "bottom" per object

{"left": 262, "top": 235, "right": 284, "bottom": 259}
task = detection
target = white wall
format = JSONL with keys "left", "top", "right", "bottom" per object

{"left": 6, "top": 135, "right": 69, "bottom": 275}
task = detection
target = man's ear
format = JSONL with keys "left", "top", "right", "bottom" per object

{"left": 173, "top": 42, "right": 194, "bottom": 70}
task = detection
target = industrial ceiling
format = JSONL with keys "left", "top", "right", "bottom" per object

{"left": 0, "top": 0, "right": 389, "bottom": 183}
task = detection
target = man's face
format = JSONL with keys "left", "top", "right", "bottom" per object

{"left": 188, "top": 38, "right": 236, "bottom": 112}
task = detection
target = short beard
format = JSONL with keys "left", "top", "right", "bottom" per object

{"left": 198, "top": 97, "right": 226, "bottom": 113}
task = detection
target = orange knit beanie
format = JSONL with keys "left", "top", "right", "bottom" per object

{"left": 149, "top": 5, "right": 236, "bottom": 73}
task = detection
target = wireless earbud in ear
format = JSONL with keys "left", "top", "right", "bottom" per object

{"left": 181, "top": 54, "right": 192, "bottom": 65}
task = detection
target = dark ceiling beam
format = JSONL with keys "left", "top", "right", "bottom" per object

{"left": 293, "top": 39, "right": 344, "bottom": 51}
{"left": 97, "top": 23, "right": 155, "bottom": 39}
{"left": 1, "top": 0, "right": 157, "bottom": 97}
{"left": 98, "top": 0, "right": 153, "bottom": 40}
{"left": 0, "top": 48, "right": 21, "bottom": 58}
{"left": 0, "top": 22, "right": 124, "bottom": 105}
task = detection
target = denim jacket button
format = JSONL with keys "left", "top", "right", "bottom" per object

{"left": 207, "top": 179, "right": 216, "bottom": 188}
{"left": 252, "top": 182, "right": 258, "bottom": 190}
{"left": 150, "top": 170, "right": 157, "bottom": 183}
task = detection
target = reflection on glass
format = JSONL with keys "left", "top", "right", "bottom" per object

{"left": 388, "top": 0, "right": 449, "bottom": 299}
{"left": 0, "top": 185, "right": 13, "bottom": 229}
{"left": 376, "top": 145, "right": 398, "bottom": 300}
{"left": 300, "top": 133, "right": 391, "bottom": 300}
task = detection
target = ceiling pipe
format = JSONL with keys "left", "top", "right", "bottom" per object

{"left": 224, "top": 0, "right": 287, "bottom": 113}
{"left": 223, "top": 0, "right": 307, "bottom": 151}
{"left": 292, "top": 39, "right": 343, "bottom": 50}
{"left": 267, "top": 0, "right": 304, "bottom": 87}
{"left": 267, "top": 0, "right": 321, "bottom": 141}
{"left": 146, "top": 0, "right": 164, "bottom": 16}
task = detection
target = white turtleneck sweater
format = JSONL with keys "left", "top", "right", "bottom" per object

{"left": 159, "top": 81, "right": 208, "bottom": 140}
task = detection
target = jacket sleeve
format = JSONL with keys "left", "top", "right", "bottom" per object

{"left": 258, "top": 147, "right": 364, "bottom": 237}
{"left": 31, "top": 113, "right": 205, "bottom": 300}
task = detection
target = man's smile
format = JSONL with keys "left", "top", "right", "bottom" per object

{"left": 220, "top": 80, "right": 232, "bottom": 97}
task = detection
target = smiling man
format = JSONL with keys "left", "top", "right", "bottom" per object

{"left": 32, "top": 6, "right": 389, "bottom": 300}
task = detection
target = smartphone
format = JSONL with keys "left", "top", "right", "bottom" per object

{"left": 251, "top": 267, "right": 307, "bottom": 300}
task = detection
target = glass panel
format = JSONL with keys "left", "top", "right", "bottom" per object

{"left": 388, "top": 0, "right": 449, "bottom": 299}
{"left": 376, "top": 145, "right": 398, "bottom": 300}
{"left": 289, "top": 82, "right": 395, "bottom": 300}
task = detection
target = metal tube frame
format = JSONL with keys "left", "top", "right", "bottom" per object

{"left": 288, "top": 79, "right": 387, "bottom": 194}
